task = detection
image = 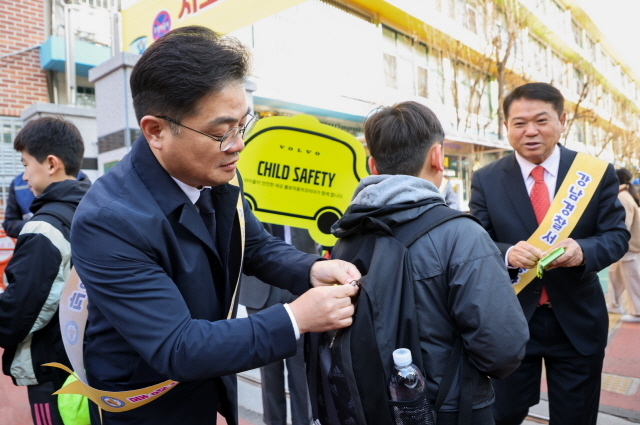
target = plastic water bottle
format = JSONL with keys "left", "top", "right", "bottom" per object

{"left": 389, "top": 348, "right": 435, "bottom": 425}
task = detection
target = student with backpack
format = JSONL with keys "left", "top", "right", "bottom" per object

{"left": 309, "top": 101, "right": 529, "bottom": 425}
{"left": 0, "top": 117, "right": 89, "bottom": 425}
{"left": 2, "top": 170, "right": 91, "bottom": 238}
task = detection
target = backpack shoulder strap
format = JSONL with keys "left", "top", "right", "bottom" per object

{"left": 32, "top": 202, "right": 76, "bottom": 229}
{"left": 392, "top": 205, "right": 478, "bottom": 423}
{"left": 393, "top": 204, "right": 479, "bottom": 248}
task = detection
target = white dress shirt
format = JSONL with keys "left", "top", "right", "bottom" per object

{"left": 505, "top": 145, "right": 561, "bottom": 267}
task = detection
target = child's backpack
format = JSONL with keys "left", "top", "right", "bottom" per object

{"left": 306, "top": 205, "right": 478, "bottom": 425}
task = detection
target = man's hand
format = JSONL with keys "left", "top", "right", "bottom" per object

{"left": 310, "top": 259, "right": 361, "bottom": 287}
{"left": 546, "top": 238, "right": 584, "bottom": 269}
{"left": 288, "top": 284, "right": 359, "bottom": 334}
{"left": 508, "top": 241, "right": 544, "bottom": 269}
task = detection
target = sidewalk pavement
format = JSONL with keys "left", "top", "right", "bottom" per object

{"left": 521, "top": 310, "right": 640, "bottom": 425}
{"left": 0, "top": 362, "right": 31, "bottom": 424}
{"left": 1, "top": 308, "right": 639, "bottom": 425}
{"left": 227, "top": 309, "right": 640, "bottom": 425}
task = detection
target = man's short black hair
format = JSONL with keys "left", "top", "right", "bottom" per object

{"left": 14, "top": 117, "right": 85, "bottom": 176}
{"left": 364, "top": 101, "right": 445, "bottom": 177}
{"left": 503, "top": 82, "right": 564, "bottom": 120}
{"left": 130, "top": 25, "right": 251, "bottom": 125}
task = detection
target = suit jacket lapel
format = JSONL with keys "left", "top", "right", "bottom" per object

{"left": 555, "top": 144, "right": 576, "bottom": 195}
{"left": 130, "top": 135, "right": 222, "bottom": 263}
{"left": 211, "top": 184, "right": 241, "bottom": 265}
{"left": 501, "top": 153, "right": 539, "bottom": 235}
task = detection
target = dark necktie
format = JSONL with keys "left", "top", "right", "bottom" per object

{"left": 530, "top": 165, "right": 550, "bottom": 305}
{"left": 196, "top": 188, "right": 216, "bottom": 246}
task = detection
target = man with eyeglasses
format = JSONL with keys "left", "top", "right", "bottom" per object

{"left": 70, "top": 26, "right": 360, "bottom": 425}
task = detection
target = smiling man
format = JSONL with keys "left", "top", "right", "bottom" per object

{"left": 469, "top": 83, "right": 629, "bottom": 424}
{"left": 70, "top": 26, "right": 360, "bottom": 425}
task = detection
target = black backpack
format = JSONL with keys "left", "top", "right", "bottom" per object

{"left": 306, "top": 205, "right": 478, "bottom": 425}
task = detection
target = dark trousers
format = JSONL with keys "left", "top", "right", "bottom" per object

{"left": 27, "top": 381, "right": 65, "bottom": 425}
{"left": 492, "top": 306, "right": 604, "bottom": 425}
{"left": 259, "top": 336, "right": 312, "bottom": 425}
{"left": 437, "top": 405, "right": 495, "bottom": 425}
{"left": 247, "top": 307, "right": 311, "bottom": 425}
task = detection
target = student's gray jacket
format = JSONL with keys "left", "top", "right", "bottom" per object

{"left": 0, "top": 180, "right": 88, "bottom": 386}
{"left": 332, "top": 175, "right": 529, "bottom": 411}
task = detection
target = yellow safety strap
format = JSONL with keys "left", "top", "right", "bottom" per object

{"left": 46, "top": 176, "right": 246, "bottom": 413}
{"left": 512, "top": 153, "right": 608, "bottom": 294}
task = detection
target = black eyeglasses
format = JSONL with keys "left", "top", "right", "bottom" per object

{"left": 155, "top": 114, "right": 257, "bottom": 152}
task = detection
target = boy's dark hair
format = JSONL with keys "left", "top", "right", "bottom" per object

{"left": 364, "top": 101, "right": 444, "bottom": 177}
{"left": 130, "top": 25, "right": 251, "bottom": 126}
{"left": 503, "top": 82, "right": 564, "bottom": 120}
{"left": 14, "top": 117, "right": 85, "bottom": 176}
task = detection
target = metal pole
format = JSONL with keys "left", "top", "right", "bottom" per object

{"left": 110, "top": 1, "right": 121, "bottom": 56}
{"left": 63, "top": 0, "right": 76, "bottom": 105}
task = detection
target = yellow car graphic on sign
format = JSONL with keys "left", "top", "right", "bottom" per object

{"left": 240, "top": 114, "right": 368, "bottom": 246}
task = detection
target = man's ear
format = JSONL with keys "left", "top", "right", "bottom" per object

{"left": 430, "top": 144, "right": 444, "bottom": 172}
{"left": 140, "top": 116, "right": 166, "bottom": 150}
{"left": 368, "top": 156, "right": 379, "bottom": 176}
{"left": 559, "top": 111, "right": 567, "bottom": 132}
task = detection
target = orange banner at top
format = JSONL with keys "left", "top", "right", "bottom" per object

{"left": 122, "top": 0, "right": 306, "bottom": 54}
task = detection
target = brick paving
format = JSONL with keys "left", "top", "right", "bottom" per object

{"left": 1, "top": 311, "right": 638, "bottom": 424}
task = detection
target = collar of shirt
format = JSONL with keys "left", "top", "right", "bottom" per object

{"left": 170, "top": 177, "right": 211, "bottom": 205}
{"left": 514, "top": 144, "right": 560, "bottom": 199}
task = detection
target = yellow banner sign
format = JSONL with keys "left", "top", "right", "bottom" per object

{"left": 122, "top": 0, "right": 306, "bottom": 54}
{"left": 240, "top": 114, "right": 368, "bottom": 246}
{"left": 512, "top": 153, "right": 608, "bottom": 294}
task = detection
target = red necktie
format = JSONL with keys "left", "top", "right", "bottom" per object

{"left": 530, "top": 165, "right": 550, "bottom": 305}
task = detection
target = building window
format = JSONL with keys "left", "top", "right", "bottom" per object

{"left": 602, "top": 90, "right": 613, "bottom": 115}
{"left": 584, "top": 36, "right": 596, "bottom": 62}
{"left": 551, "top": 52, "right": 567, "bottom": 88}
{"left": 573, "top": 121, "right": 585, "bottom": 144}
{"left": 76, "top": 86, "right": 96, "bottom": 108}
{"left": 446, "top": 0, "right": 457, "bottom": 19}
{"left": 548, "top": 0, "right": 566, "bottom": 31}
{"left": 1, "top": 118, "right": 21, "bottom": 146}
{"left": 417, "top": 67, "right": 429, "bottom": 98}
{"left": 383, "top": 53, "right": 398, "bottom": 89}
{"left": 453, "top": 62, "right": 492, "bottom": 120}
{"left": 530, "top": 37, "right": 547, "bottom": 76}
{"left": 573, "top": 68, "right": 583, "bottom": 95}
{"left": 571, "top": 19, "right": 583, "bottom": 48}
{"left": 382, "top": 26, "right": 444, "bottom": 102}
{"left": 464, "top": 2, "right": 478, "bottom": 34}
{"left": 74, "top": 0, "right": 119, "bottom": 9}
{"left": 597, "top": 46, "right": 607, "bottom": 69}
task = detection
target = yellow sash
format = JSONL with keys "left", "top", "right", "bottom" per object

{"left": 46, "top": 175, "right": 246, "bottom": 414}
{"left": 512, "top": 153, "right": 608, "bottom": 294}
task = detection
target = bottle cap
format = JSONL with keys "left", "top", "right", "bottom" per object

{"left": 392, "top": 348, "right": 412, "bottom": 366}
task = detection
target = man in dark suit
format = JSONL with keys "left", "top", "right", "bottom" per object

{"left": 70, "top": 26, "right": 360, "bottom": 425}
{"left": 470, "top": 82, "right": 629, "bottom": 425}
{"left": 240, "top": 224, "right": 317, "bottom": 425}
